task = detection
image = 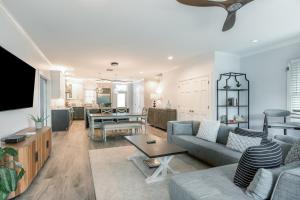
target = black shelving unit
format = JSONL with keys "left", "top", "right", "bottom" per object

{"left": 217, "top": 72, "right": 250, "bottom": 128}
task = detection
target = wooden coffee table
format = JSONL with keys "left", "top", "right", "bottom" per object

{"left": 125, "top": 135, "right": 187, "bottom": 184}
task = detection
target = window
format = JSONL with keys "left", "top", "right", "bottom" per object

{"left": 85, "top": 90, "right": 96, "bottom": 104}
{"left": 287, "top": 59, "right": 300, "bottom": 114}
{"left": 117, "top": 93, "right": 126, "bottom": 107}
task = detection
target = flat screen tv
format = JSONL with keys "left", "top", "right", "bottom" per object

{"left": 0, "top": 46, "right": 36, "bottom": 112}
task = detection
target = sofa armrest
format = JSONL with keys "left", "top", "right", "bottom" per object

{"left": 271, "top": 167, "right": 300, "bottom": 200}
{"left": 167, "top": 121, "right": 200, "bottom": 143}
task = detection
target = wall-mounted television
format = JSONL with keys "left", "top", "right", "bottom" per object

{"left": 0, "top": 46, "right": 36, "bottom": 112}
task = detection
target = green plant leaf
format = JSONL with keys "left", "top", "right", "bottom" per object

{"left": 3, "top": 148, "right": 17, "bottom": 157}
{"left": 0, "top": 190, "right": 9, "bottom": 200}
{"left": 17, "top": 168, "right": 25, "bottom": 181}
{"left": 0, "top": 149, "right": 5, "bottom": 161}
{"left": 0, "top": 167, "right": 18, "bottom": 193}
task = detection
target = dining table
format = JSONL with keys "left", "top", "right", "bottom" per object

{"left": 88, "top": 112, "right": 147, "bottom": 140}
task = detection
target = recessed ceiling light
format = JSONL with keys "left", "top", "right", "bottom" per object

{"left": 252, "top": 39, "right": 259, "bottom": 43}
{"left": 168, "top": 56, "right": 173, "bottom": 60}
{"left": 139, "top": 71, "right": 144, "bottom": 74}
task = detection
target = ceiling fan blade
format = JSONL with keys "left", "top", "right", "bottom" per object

{"left": 177, "top": 0, "right": 224, "bottom": 7}
{"left": 240, "top": 0, "right": 254, "bottom": 6}
{"left": 222, "top": 11, "right": 236, "bottom": 32}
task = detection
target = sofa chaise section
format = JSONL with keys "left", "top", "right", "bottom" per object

{"left": 169, "top": 164, "right": 252, "bottom": 200}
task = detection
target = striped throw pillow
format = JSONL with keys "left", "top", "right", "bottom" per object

{"left": 234, "top": 142, "right": 282, "bottom": 188}
{"left": 234, "top": 128, "right": 269, "bottom": 144}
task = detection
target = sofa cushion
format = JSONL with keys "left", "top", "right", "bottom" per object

{"left": 172, "top": 135, "right": 241, "bottom": 166}
{"left": 169, "top": 164, "right": 253, "bottom": 200}
{"left": 226, "top": 132, "right": 262, "bottom": 153}
{"left": 234, "top": 127, "right": 268, "bottom": 144}
{"left": 173, "top": 123, "right": 193, "bottom": 135}
{"left": 216, "top": 124, "right": 236, "bottom": 145}
{"left": 234, "top": 142, "right": 282, "bottom": 188}
{"left": 274, "top": 135, "right": 300, "bottom": 144}
{"left": 246, "top": 168, "right": 273, "bottom": 200}
{"left": 246, "top": 161, "right": 300, "bottom": 200}
{"left": 196, "top": 120, "right": 220, "bottom": 143}
{"left": 272, "top": 138, "right": 293, "bottom": 163}
{"left": 271, "top": 168, "right": 300, "bottom": 200}
{"left": 285, "top": 139, "right": 300, "bottom": 165}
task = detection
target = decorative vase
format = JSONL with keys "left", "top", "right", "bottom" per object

{"left": 35, "top": 122, "right": 43, "bottom": 129}
{"left": 166, "top": 100, "right": 171, "bottom": 109}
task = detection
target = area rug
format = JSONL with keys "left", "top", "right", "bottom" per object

{"left": 89, "top": 146, "right": 209, "bottom": 200}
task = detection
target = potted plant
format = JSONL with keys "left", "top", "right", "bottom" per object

{"left": 30, "top": 115, "right": 48, "bottom": 129}
{"left": 0, "top": 147, "right": 25, "bottom": 200}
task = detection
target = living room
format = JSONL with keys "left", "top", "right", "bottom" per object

{"left": 0, "top": 0, "right": 300, "bottom": 200}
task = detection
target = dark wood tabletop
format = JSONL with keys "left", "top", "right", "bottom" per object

{"left": 125, "top": 135, "right": 187, "bottom": 158}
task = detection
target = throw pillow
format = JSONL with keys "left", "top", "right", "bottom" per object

{"left": 272, "top": 138, "right": 293, "bottom": 164}
{"left": 234, "top": 142, "right": 282, "bottom": 188}
{"left": 285, "top": 139, "right": 300, "bottom": 165}
{"left": 234, "top": 128, "right": 268, "bottom": 144}
{"left": 173, "top": 123, "right": 193, "bottom": 135}
{"left": 246, "top": 168, "right": 273, "bottom": 200}
{"left": 196, "top": 119, "right": 220, "bottom": 143}
{"left": 226, "top": 132, "right": 262, "bottom": 153}
{"left": 246, "top": 161, "right": 300, "bottom": 200}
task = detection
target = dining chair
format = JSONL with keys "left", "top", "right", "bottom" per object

{"left": 131, "top": 107, "right": 148, "bottom": 134}
{"left": 116, "top": 107, "right": 130, "bottom": 123}
{"left": 116, "top": 107, "right": 128, "bottom": 113}
{"left": 100, "top": 107, "right": 115, "bottom": 124}
{"left": 101, "top": 107, "right": 113, "bottom": 114}
{"left": 263, "top": 109, "right": 291, "bottom": 135}
{"left": 87, "top": 109, "right": 102, "bottom": 140}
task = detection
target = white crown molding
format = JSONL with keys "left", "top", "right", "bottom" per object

{"left": 0, "top": 2, "right": 52, "bottom": 66}
{"left": 239, "top": 35, "right": 300, "bottom": 58}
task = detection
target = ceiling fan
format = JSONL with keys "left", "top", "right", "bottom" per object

{"left": 177, "top": 0, "right": 254, "bottom": 31}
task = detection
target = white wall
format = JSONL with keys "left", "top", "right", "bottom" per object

{"left": 144, "top": 78, "right": 160, "bottom": 108}
{"left": 240, "top": 42, "right": 300, "bottom": 136}
{"left": 0, "top": 4, "right": 51, "bottom": 137}
{"left": 145, "top": 52, "right": 241, "bottom": 120}
{"left": 158, "top": 53, "right": 214, "bottom": 118}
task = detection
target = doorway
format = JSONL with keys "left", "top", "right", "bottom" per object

{"left": 177, "top": 75, "right": 211, "bottom": 121}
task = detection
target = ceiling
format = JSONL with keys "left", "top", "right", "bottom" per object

{"left": 2, "top": 0, "right": 300, "bottom": 80}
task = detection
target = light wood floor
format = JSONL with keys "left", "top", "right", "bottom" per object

{"left": 16, "top": 121, "right": 167, "bottom": 200}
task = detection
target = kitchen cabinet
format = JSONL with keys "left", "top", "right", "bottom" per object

{"left": 50, "top": 71, "right": 65, "bottom": 98}
{"left": 66, "top": 82, "right": 84, "bottom": 100}
{"left": 51, "top": 108, "right": 73, "bottom": 131}
{"left": 73, "top": 106, "right": 84, "bottom": 120}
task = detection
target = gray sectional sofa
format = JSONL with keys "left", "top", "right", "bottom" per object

{"left": 167, "top": 120, "right": 300, "bottom": 200}
{"left": 167, "top": 120, "right": 239, "bottom": 166}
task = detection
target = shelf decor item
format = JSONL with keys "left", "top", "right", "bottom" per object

{"left": 227, "top": 98, "right": 235, "bottom": 106}
{"left": 150, "top": 93, "right": 159, "bottom": 108}
{"left": 217, "top": 72, "right": 249, "bottom": 128}
{"left": 29, "top": 115, "right": 49, "bottom": 129}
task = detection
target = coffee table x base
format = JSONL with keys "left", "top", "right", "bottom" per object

{"left": 128, "top": 150, "right": 179, "bottom": 184}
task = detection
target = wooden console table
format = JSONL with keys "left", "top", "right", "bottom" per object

{"left": 148, "top": 108, "right": 177, "bottom": 130}
{"left": 3, "top": 127, "right": 52, "bottom": 199}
